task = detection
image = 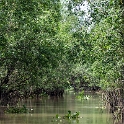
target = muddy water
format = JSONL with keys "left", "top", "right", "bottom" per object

{"left": 0, "top": 92, "right": 113, "bottom": 124}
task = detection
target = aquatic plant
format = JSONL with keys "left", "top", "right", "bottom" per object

{"left": 5, "top": 105, "right": 28, "bottom": 114}
{"left": 52, "top": 110, "right": 82, "bottom": 123}
{"left": 71, "top": 111, "right": 80, "bottom": 119}
{"left": 76, "top": 90, "right": 84, "bottom": 100}
{"left": 83, "top": 95, "right": 90, "bottom": 100}
{"left": 63, "top": 110, "right": 80, "bottom": 119}
{"left": 55, "top": 114, "right": 60, "bottom": 119}
{"left": 64, "top": 110, "right": 72, "bottom": 119}
{"left": 76, "top": 90, "right": 91, "bottom": 100}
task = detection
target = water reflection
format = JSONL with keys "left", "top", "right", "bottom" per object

{"left": 0, "top": 92, "right": 113, "bottom": 124}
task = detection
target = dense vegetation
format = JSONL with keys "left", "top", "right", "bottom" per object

{"left": 0, "top": 0, "right": 124, "bottom": 121}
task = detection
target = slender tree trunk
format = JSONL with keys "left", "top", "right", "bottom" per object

{"left": 0, "top": 64, "right": 15, "bottom": 105}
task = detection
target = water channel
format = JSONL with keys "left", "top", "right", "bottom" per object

{"left": 0, "top": 92, "right": 113, "bottom": 124}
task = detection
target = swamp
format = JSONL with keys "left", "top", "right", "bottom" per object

{"left": 0, "top": 92, "right": 113, "bottom": 124}
{"left": 0, "top": 0, "right": 124, "bottom": 124}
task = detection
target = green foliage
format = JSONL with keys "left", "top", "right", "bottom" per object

{"left": 86, "top": 0, "right": 124, "bottom": 89}
{"left": 64, "top": 0, "right": 124, "bottom": 90}
{"left": 77, "top": 90, "right": 84, "bottom": 99}
{"left": 0, "top": 0, "right": 123, "bottom": 105}
{"left": 0, "top": 0, "right": 68, "bottom": 102}
{"left": 64, "top": 110, "right": 80, "bottom": 119}
{"left": 51, "top": 111, "right": 80, "bottom": 124}
{"left": 6, "top": 105, "right": 27, "bottom": 114}
{"left": 77, "top": 90, "right": 90, "bottom": 100}
{"left": 53, "top": 110, "right": 80, "bottom": 120}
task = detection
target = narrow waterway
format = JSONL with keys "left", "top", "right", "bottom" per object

{"left": 0, "top": 92, "right": 113, "bottom": 124}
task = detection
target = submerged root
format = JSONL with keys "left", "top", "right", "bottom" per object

{"left": 102, "top": 88, "right": 124, "bottom": 123}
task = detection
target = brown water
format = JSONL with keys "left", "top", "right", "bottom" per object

{"left": 0, "top": 92, "right": 113, "bottom": 124}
